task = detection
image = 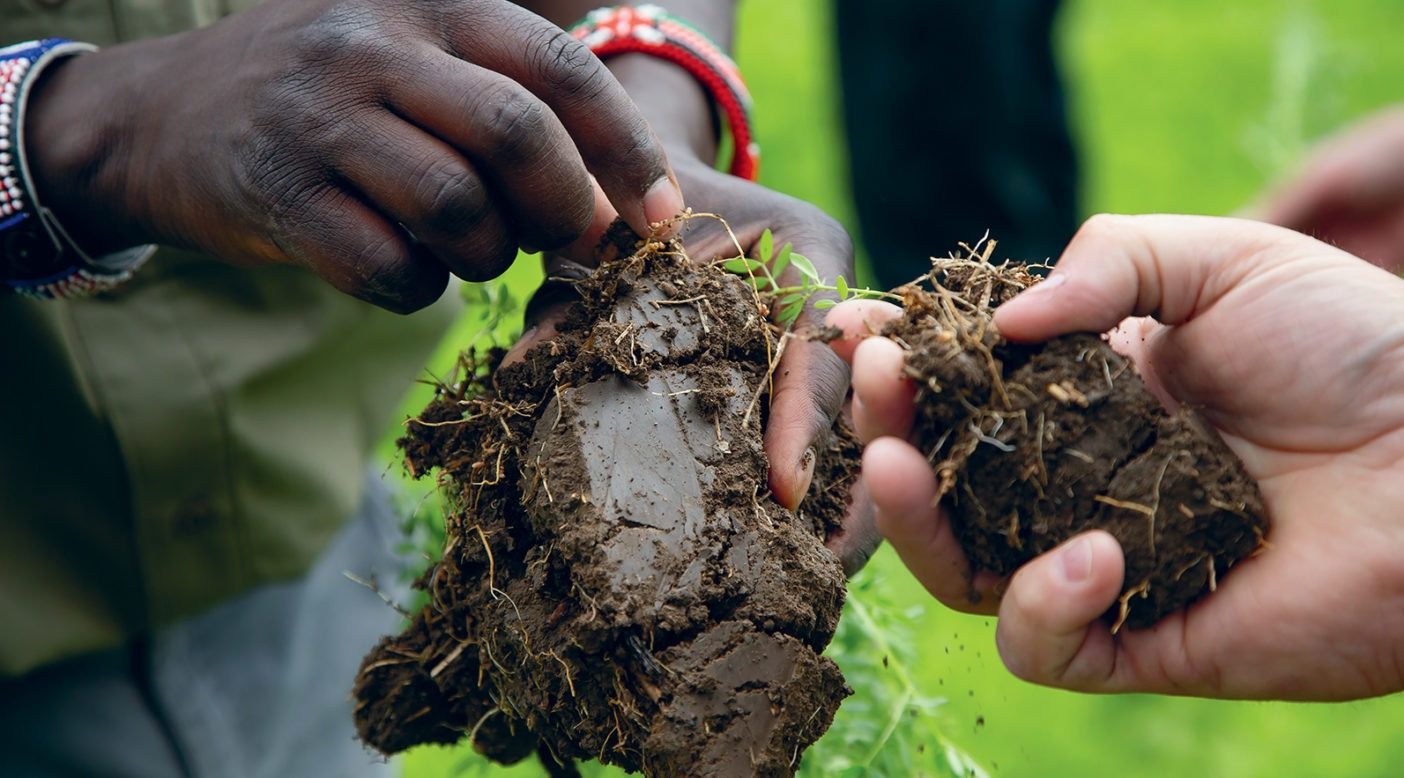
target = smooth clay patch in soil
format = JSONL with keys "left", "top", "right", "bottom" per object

{"left": 885, "top": 245, "right": 1268, "bottom": 630}
{"left": 353, "top": 228, "right": 859, "bottom": 776}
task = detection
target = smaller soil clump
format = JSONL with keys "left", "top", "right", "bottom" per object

{"left": 885, "top": 247, "right": 1268, "bottom": 629}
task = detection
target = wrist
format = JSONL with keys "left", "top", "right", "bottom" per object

{"left": 23, "top": 45, "right": 152, "bottom": 257}
{"left": 607, "top": 53, "right": 718, "bottom": 167}
{"left": 571, "top": 4, "right": 755, "bottom": 180}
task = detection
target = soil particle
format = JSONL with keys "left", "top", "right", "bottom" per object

{"left": 353, "top": 231, "right": 858, "bottom": 775}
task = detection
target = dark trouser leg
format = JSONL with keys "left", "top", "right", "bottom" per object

{"left": 837, "top": 0, "right": 1078, "bottom": 287}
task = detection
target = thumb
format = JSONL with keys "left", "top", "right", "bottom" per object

{"left": 993, "top": 214, "right": 1302, "bottom": 342}
{"left": 995, "top": 531, "right": 1126, "bottom": 689}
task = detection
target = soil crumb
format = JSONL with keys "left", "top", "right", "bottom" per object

{"left": 886, "top": 244, "right": 1267, "bottom": 630}
{"left": 353, "top": 227, "right": 858, "bottom": 775}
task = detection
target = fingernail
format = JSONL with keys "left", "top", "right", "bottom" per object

{"left": 1025, "top": 272, "right": 1068, "bottom": 295}
{"left": 1060, "top": 538, "right": 1093, "bottom": 583}
{"left": 643, "top": 176, "right": 685, "bottom": 237}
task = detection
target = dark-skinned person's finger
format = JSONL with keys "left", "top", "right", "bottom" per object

{"left": 388, "top": 58, "right": 595, "bottom": 253}
{"left": 864, "top": 437, "right": 999, "bottom": 615}
{"left": 765, "top": 216, "right": 856, "bottom": 509}
{"left": 994, "top": 530, "right": 1126, "bottom": 689}
{"left": 282, "top": 186, "right": 449, "bottom": 313}
{"left": 824, "top": 299, "right": 904, "bottom": 363}
{"left": 766, "top": 335, "right": 848, "bottom": 510}
{"left": 334, "top": 112, "right": 517, "bottom": 281}
{"left": 439, "top": 1, "right": 683, "bottom": 235}
{"left": 824, "top": 475, "right": 881, "bottom": 577}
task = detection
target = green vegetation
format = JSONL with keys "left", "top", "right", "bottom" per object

{"left": 397, "top": 1, "right": 1404, "bottom": 775}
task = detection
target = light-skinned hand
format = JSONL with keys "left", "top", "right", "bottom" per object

{"left": 827, "top": 214, "right": 1404, "bottom": 701}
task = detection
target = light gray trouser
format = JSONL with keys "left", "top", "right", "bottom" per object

{"left": 0, "top": 474, "right": 412, "bottom": 778}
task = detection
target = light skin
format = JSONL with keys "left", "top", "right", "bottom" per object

{"left": 22, "top": 1, "right": 860, "bottom": 552}
{"left": 1252, "top": 104, "right": 1404, "bottom": 273}
{"left": 827, "top": 213, "right": 1404, "bottom": 701}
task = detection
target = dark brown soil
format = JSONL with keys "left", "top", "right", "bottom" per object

{"left": 352, "top": 230, "right": 857, "bottom": 775}
{"left": 887, "top": 252, "right": 1267, "bottom": 630}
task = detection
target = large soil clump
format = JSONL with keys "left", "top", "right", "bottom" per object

{"left": 887, "top": 249, "right": 1268, "bottom": 629}
{"left": 353, "top": 231, "right": 857, "bottom": 776}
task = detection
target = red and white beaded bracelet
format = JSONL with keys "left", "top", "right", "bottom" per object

{"left": 570, "top": 5, "right": 759, "bottom": 181}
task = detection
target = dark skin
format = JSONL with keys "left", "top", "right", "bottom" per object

{"left": 25, "top": 0, "right": 684, "bottom": 312}
{"left": 527, "top": 1, "right": 878, "bottom": 571}
{"left": 24, "top": 0, "right": 876, "bottom": 569}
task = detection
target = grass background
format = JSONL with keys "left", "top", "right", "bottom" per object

{"left": 398, "top": 1, "right": 1404, "bottom": 775}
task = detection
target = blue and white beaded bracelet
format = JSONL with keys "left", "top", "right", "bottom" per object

{"left": 1, "top": 39, "right": 152, "bottom": 300}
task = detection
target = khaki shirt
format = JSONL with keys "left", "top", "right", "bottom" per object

{"left": 1, "top": 1, "right": 455, "bottom": 676}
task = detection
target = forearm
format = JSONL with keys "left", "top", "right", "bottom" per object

{"left": 526, "top": 0, "right": 737, "bottom": 165}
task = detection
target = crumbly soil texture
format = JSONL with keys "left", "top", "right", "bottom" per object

{"left": 888, "top": 250, "right": 1268, "bottom": 630}
{"left": 353, "top": 230, "right": 857, "bottom": 776}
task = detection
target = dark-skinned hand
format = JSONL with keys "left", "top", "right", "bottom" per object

{"left": 24, "top": 0, "right": 683, "bottom": 312}
{"left": 506, "top": 156, "right": 879, "bottom": 574}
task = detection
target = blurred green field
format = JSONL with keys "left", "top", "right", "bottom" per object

{"left": 398, "top": 1, "right": 1404, "bottom": 776}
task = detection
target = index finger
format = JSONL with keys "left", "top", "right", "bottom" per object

{"left": 445, "top": 1, "right": 683, "bottom": 235}
{"left": 824, "top": 299, "right": 904, "bottom": 363}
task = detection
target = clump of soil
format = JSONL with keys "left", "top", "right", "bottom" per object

{"left": 353, "top": 228, "right": 858, "bottom": 775}
{"left": 887, "top": 246, "right": 1267, "bottom": 630}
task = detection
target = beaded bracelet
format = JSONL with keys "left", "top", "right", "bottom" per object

{"left": 570, "top": 5, "right": 759, "bottom": 181}
{"left": 1, "top": 38, "right": 152, "bottom": 300}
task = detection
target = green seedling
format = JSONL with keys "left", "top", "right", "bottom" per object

{"left": 718, "top": 229, "right": 902, "bottom": 326}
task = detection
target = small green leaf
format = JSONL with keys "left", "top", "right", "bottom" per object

{"left": 758, "top": 229, "right": 775, "bottom": 263}
{"left": 722, "top": 257, "right": 766, "bottom": 275}
{"left": 836, "top": 275, "right": 850, "bottom": 299}
{"left": 778, "top": 291, "right": 807, "bottom": 306}
{"left": 791, "top": 252, "right": 820, "bottom": 283}
{"left": 779, "top": 300, "right": 805, "bottom": 324}
{"left": 814, "top": 298, "right": 838, "bottom": 310}
{"left": 772, "top": 243, "right": 793, "bottom": 278}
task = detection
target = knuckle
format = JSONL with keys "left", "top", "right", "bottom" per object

{"left": 482, "top": 87, "right": 547, "bottom": 156}
{"left": 411, "top": 158, "right": 492, "bottom": 237}
{"left": 294, "top": 8, "right": 390, "bottom": 70}
{"left": 529, "top": 26, "right": 609, "bottom": 103}
{"left": 348, "top": 234, "right": 419, "bottom": 308}
{"left": 477, "top": 83, "right": 551, "bottom": 162}
{"left": 263, "top": 176, "right": 338, "bottom": 238}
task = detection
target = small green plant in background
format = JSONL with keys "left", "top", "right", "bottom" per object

{"left": 801, "top": 570, "right": 987, "bottom": 778}
{"left": 458, "top": 281, "right": 522, "bottom": 347}
{"left": 719, "top": 228, "right": 901, "bottom": 326}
